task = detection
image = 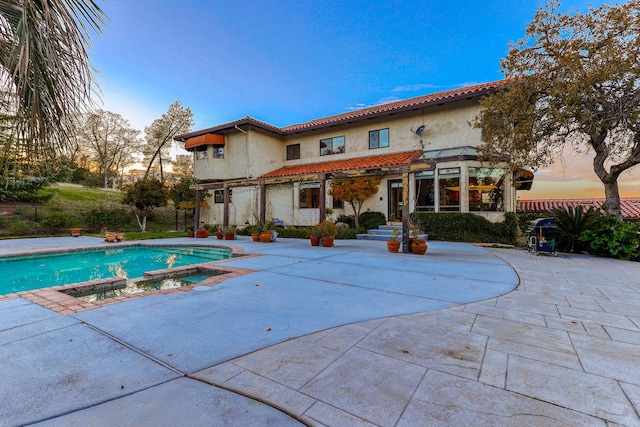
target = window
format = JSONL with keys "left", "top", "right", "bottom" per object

{"left": 320, "top": 136, "right": 345, "bottom": 156}
{"left": 369, "top": 128, "right": 389, "bottom": 149}
{"left": 415, "top": 171, "right": 435, "bottom": 211}
{"left": 195, "top": 146, "right": 207, "bottom": 160}
{"left": 438, "top": 168, "right": 460, "bottom": 212}
{"left": 214, "top": 189, "right": 232, "bottom": 204}
{"left": 332, "top": 198, "right": 344, "bottom": 209}
{"left": 286, "top": 144, "right": 300, "bottom": 160}
{"left": 299, "top": 182, "right": 320, "bottom": 208}
{"left": 212, "top": 146, "right": 224, "bottom": 158}
{"left": 469, "top": 167, "right": 505, "bottom": 211}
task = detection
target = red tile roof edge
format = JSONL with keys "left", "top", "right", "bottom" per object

{"left": 260, "top": 150, "right": 424, "bottom": 179}
{"left": 175, "top": 80, "right": 509, "bottom": 141}
{"left": 518, "top": 198, "right": 640, "bottom": 220}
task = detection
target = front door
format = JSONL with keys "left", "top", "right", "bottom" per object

{"left": 388, "top": 180, "right": 403, "bottom": 222}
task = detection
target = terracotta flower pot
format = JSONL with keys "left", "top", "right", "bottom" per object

{"left": 225, "top": 233, "right": 235, "bottom": 240}
{"left": 251, "top": 233, "right": 260, "bottom": 242}
{"left": 322, "top": 237, "right": 334, "bottom": 247}
{"left": 387, "top": 241, "right": 400, "bottom": 253}
{"left": 216, "top": 231, "right": 223, "bottom": 240}
{"left": 310, "top": 235, "right": 320, "bottom": 246}
{"left": 70, "top": 228, "right": 81, "bottom": 237}
{"left": 260, "top": 231, "right": 271, "bottom": 243}
{"left": 410, "top": 239, "right": 428, "bottom": 255}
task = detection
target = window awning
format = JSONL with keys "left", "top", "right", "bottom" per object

{"left": 184, "top": 133, "right": 225, "bottom": 151}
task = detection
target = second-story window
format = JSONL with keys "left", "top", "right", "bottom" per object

{"left": 212, "top": 146, "right": 224, "bottom": 158}
{"left": 369, "top": 128, "right": 389, "bottom": 149}
{"left": 320, "top": 136, "right": 345, "bottom": 156}
{"left": 286, "top": 144, "right": 300, "bottom": 160}
{"left": 195, "top": 146, "right": 207, "bottom": 160}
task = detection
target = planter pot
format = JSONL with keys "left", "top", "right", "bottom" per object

{"left": 322, "top": 237, "right": 334, "bottom": 247}
{"left": 70, "top": 228, "right": 81, "bottom": 237}
{"left": 260, "top": 231, "right": 271, "bottom": 243}
{"left": 387, "top": 241, "right": 400, "bottom": 253}
{"left": 115, "top": 233, "right": 124, "bottom": 242}
{"left": 410, "top": 238, "right": 428, "bottom": 255}
{"left": 196, "top": 229, "right": 209, "bottom": 238}
{"left": 225, "top": 233, "right": 235, "bottom": 240}
{"left": 251, "top": 233, "right": 260, "bottom": 242}
{"left": 105, "top": 233, "right": 116, "bottom": 243}
{"left": 216, "top": 231, "right": 223, "bottom": 240}
{"left": 310, "top": 235, "right": 320, "bottom": 246}
{"left": 188, "top": 231, "right": 195, "bottom": 238}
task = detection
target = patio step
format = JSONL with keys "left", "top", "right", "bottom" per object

{"left": 356, "top": 225, "right": 403, "bottom": 241}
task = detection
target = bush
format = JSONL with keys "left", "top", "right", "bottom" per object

{"left": 39, "top": 211, "right": 76, "bottom": 231}
{"left": 336, "top": 214, "right": 355, "bottom": 228}
{"left": 358, "top": 211, "right": 386, "bottom": 230}
{"left": 410, "top": 212, "right": 518, "bottom": 245}
{"left": 336, "top": 228, "right": 364, "bottom": 239}
{"left": 553, "top": 206, "right": 601, "bottom": 253}
{"left": 580, "top": 216, "right": 640, "bottom": 261}
{"left": 275, "top": 227, "right": 310, "bottom": 239}
{"left": 83, "top": 206, "right": 134, "bottom": 232}
{"left": 9, "top": 220, "right": 41, "bottom": 235}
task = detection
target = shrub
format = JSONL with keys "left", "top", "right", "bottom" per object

{"left": 336, "top": 214, "right": 355, "bottom": 228}
{"left": 39, "top": 211, "right": 76, "bottom": 231}
{"left": 336, "top": 228, "right": 363, "bottom": 239}
{"left": 83, "top": 206, "right": 134, "bottom": 232}
{"left": 552, "top": 206, "right": 601, "bottom": 253}
{"left": 275, "top": 227, "right": 310, "bottom": 239}
{"left": 580, "top": 216, "right": 640, "bottom": 261}
{"left": 9, "top": 220, "right": 41, "bottom": 235}
{"left": 410, "top": 212, "right": 518, "bottom": 245}
{"left": 358, "top": 211, "right": 386, "bottom": 230}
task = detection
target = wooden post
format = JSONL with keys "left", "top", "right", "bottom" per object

{"left": 260, "top": 181, "right": 267, "bottom": 224}
{"left": 402, "top": 172, "right": 410, "bottom": 253}
{"left": 194, "top": 189, "right": 201, "bottom": 231}
{"left": 319, "top": 174, "right": 326, "bottom": 221}
{"left": 223, "top": 186, "right": 230, "bottom": 227}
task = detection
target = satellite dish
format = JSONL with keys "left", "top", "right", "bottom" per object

{"left": 415, "top": 125, "right": 425, "bottom": 136}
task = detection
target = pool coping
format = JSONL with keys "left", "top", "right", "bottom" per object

{"left": 0, "top": 242, "right": 259, "bottom": 315}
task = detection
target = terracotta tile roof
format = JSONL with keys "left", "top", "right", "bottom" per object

{"left": 281, "top": 80, "right": 508, "bottom": 133}
{"left": 260, "top": 150, "right": 424, "bottom": 178}
{"left": 175, "top": 80, "right": 508, "bottom": 141}
{"left": 518, "top": 198, "right": 640, "bottom": 221}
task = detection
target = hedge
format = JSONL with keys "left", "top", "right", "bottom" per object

{"left": 411, "top": 212, "right": 518, "bottom": 245}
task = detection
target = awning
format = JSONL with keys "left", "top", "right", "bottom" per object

{"left": 184, "top": 133, "right": 225, "bottom": 151}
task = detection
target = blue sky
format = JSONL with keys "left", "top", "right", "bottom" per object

{"left": 91, "top": 0, "right": 603, "bottom": 131}
{"left": 90, "top": 0, "right": 640, "bottom": 198}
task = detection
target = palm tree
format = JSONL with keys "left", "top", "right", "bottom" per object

{"left": 0, "top": 0, "right": 106, "bottom": 174}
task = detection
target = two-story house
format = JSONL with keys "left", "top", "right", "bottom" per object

{"left": 175, "top": 80, "right": 532, "bottom": 229}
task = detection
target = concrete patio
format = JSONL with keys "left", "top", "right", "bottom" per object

{"left": 0, "top": 236, "right": 639, "bottom": 426}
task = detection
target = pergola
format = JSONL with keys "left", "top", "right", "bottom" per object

{"left": 191, "top": 158, "right": 435, "bottom": 253}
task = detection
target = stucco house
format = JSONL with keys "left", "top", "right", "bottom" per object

{"left": 174, "top": 80, "right": 532, "bottom": 229}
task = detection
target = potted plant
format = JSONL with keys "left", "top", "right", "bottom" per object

{"left": 223, "top": 225, "right": 236, "bottom": 240}
{"left": 387, "top": 228, "right": 401, "bottom": 253}
{"left": 70, "top": 227, "right": 82, "bottom": 237}
{"left": 409, "top": 222, "right": 428, "bottom": 255}
{"left": 317, "top": 220, "right": 338, "bottom": 247}
{"left": 309, "top": 225, "right": 320, "bottom": 246}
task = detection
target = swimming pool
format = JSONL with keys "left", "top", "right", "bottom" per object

{"left": 0, "top": 245, "right": 234, "bottom": 296}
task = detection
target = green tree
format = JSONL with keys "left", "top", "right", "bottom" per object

{"left": 475, "top": 0, "right": 640, "bottom": 218}
{"left": 169, "top": 177, "right": 210, "bottom": 211}
{"left": 329, "top": 177, "right": 380, "bottom": 228}
{"left": 122, "top": 178, "right": 169, "bottom": 231}
{"left": 143, "top": 101, "right": 194, "bottom": 182}
{"left": 0, "top": 0, "right": 105, "bottom": 174}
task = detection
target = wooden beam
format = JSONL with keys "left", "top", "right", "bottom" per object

{"left": 402, "top": 172, "right": 410, "bottom": 253}
{"left": 223, "top": 186, "right": 230, "bottom": 227}
{"left": 319, "top": 174, "right": 326, "bottom": 221}
{"left": 259, "top": 181, "right": 266, "bottom": 223}
{"left": 194, "top": 189, "right": 201, "bottom": 232}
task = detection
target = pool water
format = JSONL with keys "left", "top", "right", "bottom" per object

{"left": 62, "top": 270, "right": 229, "bottom": 302}
{"left": 0, "top": 245, "right": 233, "bottom": 295}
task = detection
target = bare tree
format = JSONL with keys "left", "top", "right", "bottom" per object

{"left": 143, "top": 101, "right": 193, "bottom": 182}
{"left": 75, "top": 110, "right": 142, "bottom": 188}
